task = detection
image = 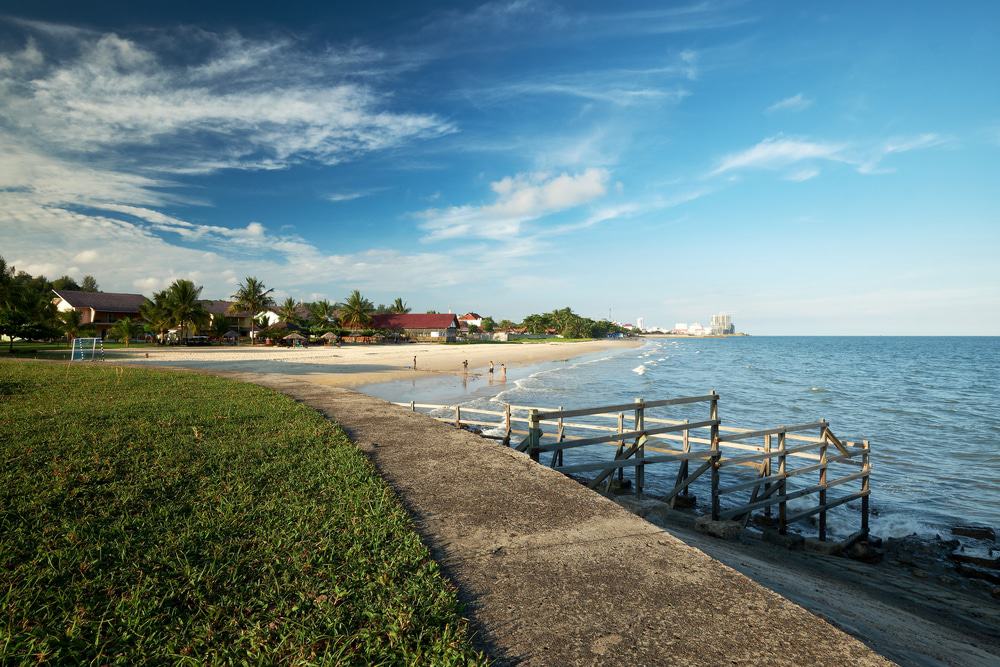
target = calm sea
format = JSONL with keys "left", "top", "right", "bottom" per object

{"left": 362, "top": 337, "right": 1000, "bottom": 540}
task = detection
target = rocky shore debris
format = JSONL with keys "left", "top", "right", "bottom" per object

{"left": 951, "top": 525, "right": 996, "bottom": 541}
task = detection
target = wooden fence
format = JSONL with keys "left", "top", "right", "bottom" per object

{"left": 394, "top": 392, "right": 870, "bottom": 541}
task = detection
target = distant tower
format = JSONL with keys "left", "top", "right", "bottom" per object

{"left": 636, "top": 317, "right": 645, "bottom": 332}
{"left": 710, "top": 313, "right": 734, "bottom": 335}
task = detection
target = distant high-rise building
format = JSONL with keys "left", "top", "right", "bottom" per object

{"left": 710, "top": 313, "right": 735, "bottom": 335}
{"left": 636, "top": 317, "right": 645, "bottom": 332}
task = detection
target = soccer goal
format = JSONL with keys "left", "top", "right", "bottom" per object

{"left": 71, "top": 337, "right": 105, "bottom": 362}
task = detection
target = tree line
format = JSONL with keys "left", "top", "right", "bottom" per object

{"left": 1, "top": 256, "right": 628, "bottom": 350}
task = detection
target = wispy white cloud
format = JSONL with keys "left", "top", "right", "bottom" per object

{"left": 710, "top": 136, "right": 845, "bottom": 176}
{"left": 710, "top": 133, "right": 949, "bottom": 179}
{"left": 494, "top": 82, "right": 689, "bottom": 106}
{"left": 856, "top": 133, "right": 952, "bottom": 174}
{"left": 324, "top": 188, "right": 388, "bottom": 203}
{"left": 417, "top": 168, "right": 609, "bottom": 241}
{"left": 0, "top": 26, "right": 453, "bottom": 172}
{"left": 765, "top": 93, "right": 813, "bottom": 113}
{"left": 783, "top": 167, "right": 820, "bottom": 182}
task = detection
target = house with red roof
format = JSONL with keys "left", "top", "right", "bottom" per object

{"left": 456, "top": 312, "right": 483, "bottom": 328}
{"left": 373, "top": 313, "right": 459, "bottom": 342}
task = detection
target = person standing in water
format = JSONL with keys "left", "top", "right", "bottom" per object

{"left": 488, "top": 361, "right": 494, "bottom": 374}
{"left": 463, "top": 359, "right": 468, "bottom": 373}
{"left": 500, "top": 363, "right": 506, "bottom": 380}
{"left": 413, "top": 356, "right": 417, "bottom": 370}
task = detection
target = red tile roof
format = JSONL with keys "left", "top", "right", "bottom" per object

{"left": 457, "top": 312, "right": 482, "bottom": 321}
{"left": 373, "top": 313, "right": 459, "bottom": 330}
{"left": 53, "top": 290, "right": 145, "bottom": 312}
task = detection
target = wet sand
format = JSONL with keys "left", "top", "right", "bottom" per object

{"left": 113, "top": 339, "right": 641, "bottom": 388}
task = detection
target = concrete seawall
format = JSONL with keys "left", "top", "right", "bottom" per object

{"left": 217, "top": 372, "right": 893, "bottom": 665}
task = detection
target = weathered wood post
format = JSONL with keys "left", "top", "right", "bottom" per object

{"left": 504, "top": 404, "right": 512, "bottom": 446}
{"left": 777, "top": 429, "right": 788, "bottom": 535}
{"left": 455, "top": 405, "right": 462, "bottom": 429}
{"left": 528, "top": 408, "right": 541, "bottom": 462}
{"left": 709, "top": 390, "right": 721, "bottom": 521}
{"left": 861, "top": 438, "right": 871, "bottom": 536}
{"left": 671, "top": 419, "right": 691, "bottom": 509}
{"left": 616, "top": 412, "right": 625, "bottom": 486}
{"left": 818, "top": 421, "right": 829, "bottom": 541}
{"left": 556, "top": 406, "right": 565, "bottom": 467}
{"left": 763, "top": 434, "right": 773, "bottom": 522}
{"left": 410, "top": 400, "right": 416, "bottom": 412}
{"left": 634, "top": 398, "right": 645, "bottom": 498}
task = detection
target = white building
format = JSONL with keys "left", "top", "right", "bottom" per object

{"left": 710, "top": 313, "right": 735, "bottom": 335}
{"left": 636, "top": 317, "right": 645, "bottom": 332}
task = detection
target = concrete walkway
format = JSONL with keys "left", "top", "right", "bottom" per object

{"left": 220, "top": 372, "right": 893, "bottom": 666}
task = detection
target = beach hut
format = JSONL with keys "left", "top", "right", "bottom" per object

{"left": 283, "top": 331, "right": 307, "bottom": 347}
{"left": 222, "top": 330, "right": 239, "bottom": 345}
{"left": 320, "top": 331, "right": 338, "bottom": 345}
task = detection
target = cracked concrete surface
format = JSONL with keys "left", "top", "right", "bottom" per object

{"left": 197, "top": 371, "right": 895, "bottom": 666}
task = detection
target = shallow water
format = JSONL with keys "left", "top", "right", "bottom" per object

{"left": 362, "top": 337, "right": 1000, "bottom": 540}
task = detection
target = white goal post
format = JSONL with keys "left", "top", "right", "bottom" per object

{"left": 71, "top": 337, "right": 105, "bottom": 362}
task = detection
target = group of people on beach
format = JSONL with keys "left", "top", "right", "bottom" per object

{"left": 461, "top": 358, "right": 505, "bottom": 379}
{"left": 410, "top": 356, "right": 505, "bottom": 380}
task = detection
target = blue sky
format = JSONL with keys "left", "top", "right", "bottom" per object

{"left": 1, "top": 1, "right": 998, "bottom": 334}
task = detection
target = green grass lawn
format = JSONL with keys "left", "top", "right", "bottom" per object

{"left": 0, "top": 360, "right": 483, "bottom": 665}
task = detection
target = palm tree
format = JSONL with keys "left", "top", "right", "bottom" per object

{"left": 338, "top": 290, "right": 374, "bottom": 330}
{"left": 277, "top": 297, "right": 301, "bottom": 325}
{"left": 210, "top": 314, "right": 231, "bottom": 339}
{"left": 390, "top": 297, "right": 410, "bottom": 314}
{"left": 309, "top": 299, "right": 337, "bottom": 325}
{"left": 110, "top": 317, "right": 141, "bottom": 347}
{"left": 165, "top": 279, "right": 208, "bottom": 342}
{"left": 59, "top": 308, "right": 83, "bottom": 346}
{"left": 140, "top": 291, "right": 172, "bottom": 344}
{"left": 231, "top": 277, "right": 275, "bottom": 345}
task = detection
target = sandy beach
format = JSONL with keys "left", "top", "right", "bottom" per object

{"left": 113, "top": 338, "right": 642, "bottom": 388}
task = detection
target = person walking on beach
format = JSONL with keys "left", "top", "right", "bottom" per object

{"left": 489, "top": 361, "right": 494, "bottom": 374}
{"left": 463, "top": 359, "right": 468, "bottom": 373}
{"left": 413, "top": 356, "right": 417, "bottom": 370}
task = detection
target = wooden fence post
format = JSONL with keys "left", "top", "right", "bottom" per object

{"left": 763, "top": 434, "right": 772, "bottom": 522}
{"left": 504, "top": 404, "right": 512, "bottom": 446}
{"left": 410, "top": 400, "right": 415, "bottom": 412}
{"left": 778, "top": 429, "right": 788, "bottom": 535}
{"left": 528, "top": 409, "right": 541, "bottom": 462}
{"left": 861, "top": 439, "right": 871, "bottom": 536}
{"left": 616, "top": 412, "right": 625, "bottom": 486}
{"left": 710, "top": 390, "right": 721, "bottom": 521}
{"left": 455, "top": 405, "right": 462, "bottom": 429}
{"left": 671, "top": 419, "right": 691, "bottom": 508}
{"left": 556, "top": 406, "right": 565, "bottom": 467}
{"left": 634, "top": 398, "right": 645, "bottom": 497}
{"left": 818, "top": 422, "right": 829, "bottom": 541}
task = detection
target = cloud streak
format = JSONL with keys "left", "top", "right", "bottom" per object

{"left": 765, "top": 93, "right": 813, "bottom": 113}
{"left": 0, "top": 27, "right": 453, "bottom": 172}
{"left": 709, "top": 133, "right": 949, "bottom": 179}
{"left": 417, "top": 168, "right": 610, "bottom": 241}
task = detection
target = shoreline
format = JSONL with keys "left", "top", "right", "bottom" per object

{"left": 112, "top": 338, "right": 643, "bottom": 389}
{"left": 617, "top": 498, "right": 1000, "bottom": 666}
